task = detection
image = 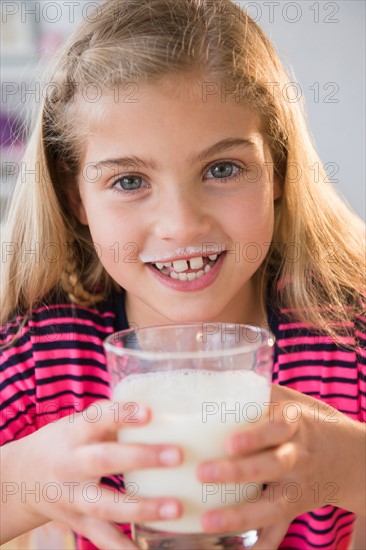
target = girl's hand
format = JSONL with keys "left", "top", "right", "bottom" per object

{"left": 3, "top": 400, "right": 183, "bottom": 549}
{"left": 197, "top": 384, "right": 365, "bottom": 550}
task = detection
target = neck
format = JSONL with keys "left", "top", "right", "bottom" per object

{"left": 124, "top": 272, "right": 268, "bottom": 330}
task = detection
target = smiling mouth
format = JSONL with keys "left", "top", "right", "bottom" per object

{"left": 149, "top": 253, "right": 223, "bottom": 281}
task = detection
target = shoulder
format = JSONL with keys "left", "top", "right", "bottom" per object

{"left": 268, "top": 295, "right": 366, "bottom": 421}
{"left": 354, "top": 296, "right": 366, "bottom": 348}
{"left": 1, "top": 290, "right": 118, "bottom": 347}
{"left": 0, "top": 290, "right": 121, "bottom": 378}
{"left": 1, "top": 313, "right": 37, "bottom": 444}
{"left": 0, "top": 290, "right": 122, "bottom": 443}
{"left": 267, "top": 286, "right": 366, "bottom": 354}
{"left": 354, "top": 296, "right": 366, "bottom": 387}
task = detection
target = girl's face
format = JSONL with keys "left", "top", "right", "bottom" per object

{"left": 75, "top": 78, "right": 281, "bottom": 327}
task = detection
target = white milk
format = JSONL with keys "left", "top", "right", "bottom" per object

{"left": 114, "top": 369, "right": 270, "bottom": 533}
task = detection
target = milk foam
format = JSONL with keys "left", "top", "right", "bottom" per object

{"left": 115, "top": 368, "right": 268, "bottom": 413}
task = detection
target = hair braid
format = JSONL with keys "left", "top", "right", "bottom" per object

{"left": 60, "top": 242, "right": 106, "bottom": 306}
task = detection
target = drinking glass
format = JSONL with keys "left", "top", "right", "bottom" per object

{"left": 104, "top": 323, "right": 274, "bottom": 550}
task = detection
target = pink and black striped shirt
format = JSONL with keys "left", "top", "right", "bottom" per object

{"left": 1, "top": 288, "right": 365, "bottom": 549}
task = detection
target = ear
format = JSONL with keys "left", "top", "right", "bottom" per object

{"left": 65, "top": 185, "right": 88, "bottom": 225}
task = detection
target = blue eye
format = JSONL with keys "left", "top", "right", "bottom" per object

{"left": 114, "top": 175, "right": 144, "bottom": 191}
{"left": 110, "top": 161, "right": 245, "bottom": 195}
{"left": 206, "top": 162, "right": 243, "bottom": 180}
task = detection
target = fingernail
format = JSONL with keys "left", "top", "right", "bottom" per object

{"left": 160, "top": 447, "right": 181, "bottom": 465}
{"left": 135, "top": 405, "right": 149, "bottom": 420}
{"left": 203, "top": 511, "right": 227, "bottom": 530}
{"left": 199, "top": 462, "right": 220, "bottom": 480}
{"left": 159, "top": 501, "right": 180, "bottom": 519}
{"left": 229, "top": 433, "right": 248, "bottom": 453}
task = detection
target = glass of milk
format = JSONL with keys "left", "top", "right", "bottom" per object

{"left": 104, "top": 323, "right": 274, "bottom": 549}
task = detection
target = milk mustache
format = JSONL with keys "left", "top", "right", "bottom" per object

{"left": 115, "top": 368, "right": 270, "bottom": 533}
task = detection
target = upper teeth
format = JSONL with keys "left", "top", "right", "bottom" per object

{"left": 172, "top": 259, "right": 189, "bottom": 273}
{"left": 188, "top": 256, "right": 204, "bottom": 270}
{"left": 154, "top": 255, "right": 218, "bottom": 272}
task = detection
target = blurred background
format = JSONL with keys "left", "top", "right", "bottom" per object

{"left": 1, "top": 0, "right": 365, "bottom": 222}
{"left": 258, "top": 0, "right": 365, "bottom": 222}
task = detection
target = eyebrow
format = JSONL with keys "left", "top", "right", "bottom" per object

{"left": 90, "top": 138, "right": 257, "bottom": 172}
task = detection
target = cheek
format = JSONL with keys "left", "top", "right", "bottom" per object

{"left": 81, "top": 195, "right": 142, "bottom": 265}
{"left": 86, "top": 214, "right": 117, "bottom": 250}
{"left": 87, "top": 215, "right": 142, "bottom": 286}
{"left": 223, "top": 185, "right": 275, "bottom": 239}
{"left": 220, "top": 186, "right": 275, "bottom": 268}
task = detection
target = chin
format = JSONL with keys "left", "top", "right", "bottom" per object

{"left": 161, "top": 307, "right": 224, "bottom": 325}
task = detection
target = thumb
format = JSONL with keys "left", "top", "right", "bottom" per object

{"left": 253, "top": 520, "right": 290, "bottom": 550}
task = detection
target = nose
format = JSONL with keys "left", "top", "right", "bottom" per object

{"left": 152, "top": 183, "right": 212, "bottom": 244}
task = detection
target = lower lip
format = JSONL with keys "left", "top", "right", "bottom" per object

{"left": 147, "top": 253, "right": 226, "bottom": 292}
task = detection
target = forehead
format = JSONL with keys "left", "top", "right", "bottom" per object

{"left": 75, "top": 74, "right": 263, "bottom": 124}
{"left": 74, "top": 77, "right": 266, "bottom": 162}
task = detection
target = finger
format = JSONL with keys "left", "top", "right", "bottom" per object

{"left": 74, "top": 442, "right": 183, "bottom": 479}
{"left": 201, "top": 489, "right": 286, "bottom": 534}
{"left": 70, "top": 516, "right": 138, "bottom": 550}
{"left": 254, "top": 521, "right": 290, "bottom": 550}
{"left": 75, "top": 485, "right": 183, "bottom": 524}
{"left": 71, "top": 400, "right": 151, "bottom": 444}
{"left": 198, "top": 442, "right": 296, "bottom": 483}
{"left": 270, "top": 383, "right": 315, "bottom": 405}
{"left": 225, "top": 411, "right": 298, "bottom": 456}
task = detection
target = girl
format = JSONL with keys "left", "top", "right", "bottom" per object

{"left": 1, "top": 1, "right": 365, "bottom": 549}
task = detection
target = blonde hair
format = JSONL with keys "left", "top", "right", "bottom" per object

{"left": 1, "top": 0, "right": 365, "bottom": 340}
